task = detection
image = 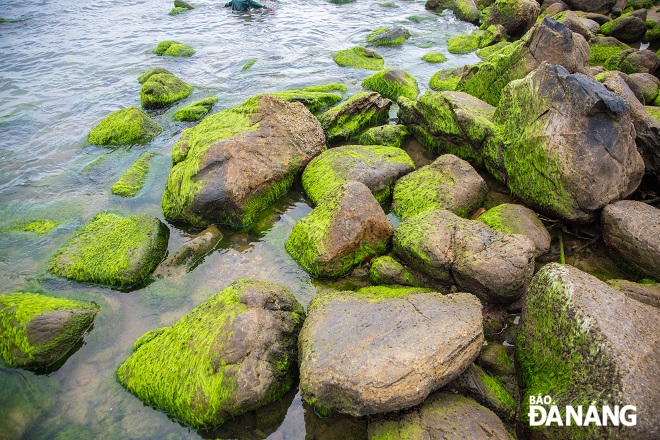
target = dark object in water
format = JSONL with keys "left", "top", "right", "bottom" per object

{"left": 225, "top": 0, "right": 267, "bottom": 11}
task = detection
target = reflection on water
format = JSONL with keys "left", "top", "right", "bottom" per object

{"left": 0, "top": 0, "right": 478, "bottom": 438}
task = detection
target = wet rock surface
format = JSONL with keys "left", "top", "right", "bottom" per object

{"left": 477, "top": 203, "right": 551, "bottom": 256}
{"left": 318, "top": 92, "right": 391, "bottom": 142}
{"left": 153, "top": 224, "right": 223, "bottom": 278}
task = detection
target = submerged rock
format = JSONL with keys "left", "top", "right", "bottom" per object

{"left": 299, "top": 287, "right": 483, "bottom": 416}
{"left": 174, "top": 96, "right": 218, "bottom": 122}
{"left": 476, "top": 203, "right": 551, "bottom": 256}
{"left": 393, "top": 209, "right": 535, "bottom": 303}
{"left": 153, "top": 224, "right": 223, "bottom": 278}
{"left": 48, "top": 212, "right": 169, "bottom": 287}
{"left": 318, "top": 92, "right": 391, "bottom": 142}
{"left": 117, "top": 279, "right": 305, "bottom": 428}
{"left": 162, "top": 94, "right": 325, "bottom": 228}
{"left": 111, "top": 151, "right": 157, "bottom": 197}
{"left": 0, "top": 292, "right": 98, "bottom": 368}
{"left": 285, "top": 181, "right": 393, "bottom": 278}
{"left": 366, "top": 25, "right": 410, "bottom": 46}
{"left": 421, "top": 51, "right": 447, "bottom": 63}
{"left": 88, "top": 107, "right": 161, "bottom": 146}
{"left": 516, "top": 264, "right": 660, "bottom": 439}
{"left": 153, "top": 40, "right": 194, "bottom": 57}
{"left": 140, "top": 72, "right": 192, "bottom": 109}
{"left": 602, "top": 200, "right": 660, "bottom": 280}
{"left": 357, "top": 124, "right": 410, "bottom": 149}
{"left": 392, "top": 154, "right": 487, "bottom": 220}
{"left": 301, "top": 144, "right": 415, "bottom": 205}
{"left": 333, "top": 46, "right": 384, "bottom": 70}
{"left": 362, "top": 67, "right": 419, "bottom": 101}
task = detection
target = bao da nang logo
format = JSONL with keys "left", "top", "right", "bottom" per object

{"left": 528, "top": 395, "right": 637, "bottom": 427}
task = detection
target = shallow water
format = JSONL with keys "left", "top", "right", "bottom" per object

{"left": 0, "top": 0, "right": 480, "bottom": 438}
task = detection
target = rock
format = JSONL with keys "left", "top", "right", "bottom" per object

{"left": 392, "top": 154, "right": 488, "bottom": 220}
{"left": 318, "top": 92, "right": 391, "bottom": 142}
{"left": 449, "top": 364, "right": 516, "bottom": 422}
{"left": 596, "top": 70, "right": 646, "bottom": 104}
{"left": 493, "top": 63, "right": 644, "bottom": 223}
{"left": 173, "top": 96, "right": 218, "bottom": 121}
{"left": 421, "top": 51, "right": 447, "bottom": 63}
{"left": 153, "top": 40, "right": 194, "bottom": 57}
{"left": 605, "top": 48, "right": 660, "bottom": 75}
{"left": 428, "top": 66, "right": 466, "bottom": 91}
{"left": 478, "top": 343, "right": 515, "bottom": 376}
{"left": 268, "top": 88, "right": 343, "bottom": 113}
{"left": 369, "top": 255, "right": 416, "bottom": 286}
{"left": 301, "top": 144, "right": 415, "bottom": 205}
{"left": 357, "top": 124, "right": 410, "bottom": 149}
{"left": 447, "top": 26, "right": 506, "bottom": 55}
{"left": 516, "top": 263, "right": 660, "bottom": 439}
{"left": 366, "top": 25, "right": 411, "bottom": 46}
{"left": 88, "top": 107, "right": 161, "bottom": 146}
{"left": 162, "top": 94, "right": 325, "bottom": 228}
{"left": 367, "top": 392, "right": 511, "bottom": 440}
{"left": 286, "top": 181, "right": 393, "bottom": 278}
{"left": 476, "top": 41, "right": 511, "bottom": 60}
{"left": 393, "top": 209, "right": 536, "bottom": 303}
{"left": 333, "top": 46, "right": 384, "bottom": 70}
{"left": 484, "top": 0, "right": 540, "bottom": 38}
{"left": 299, "top": 287, "right": 483, "bottom": 416}
{"left": 577, "top": 11, "right": 612, "bottom": 25}
{"left": 362, "top": 67, "right": 419, "bottom": 101}
{"left": 588, "top": 36, "right": 630, "bottom": 67}
{"left": 117, "top": 279, "right": 305, "bottom": 428}
{"left": 457, "top": 18, "right": 589, "bottom": 106}
{"left": 580, "top": 17, "right": 600, "bottom": 34}
{"left": 174, "top": 0, "right": 194, "bottom": 9}
{"left": 140, "top": 72, "right": 192, "bottom": 109}
{"left": 425, "top": 0, "right": 480, "bottom": 23}
{"left": 555, "top": 10, "right": 593, "bottom": 40}
{"left": 49, "top": 212, "right": 169, "bottom": 287}
{"left": 169, "top": 7, "right": 188, "bottom": 15}
{"left": 0, "top": 292, "right": 98, "bottom": 368}
{"left": 602, "top": 200, "right": 660, "bottom": 280}
{"left": 599, "top": 10, "right": 647, "bottom": 44}
{"left": 476, "top": 203, "right": 551, "bottom": 256}
{"left": 137, "top": 67, "right": 172, "bottom": 84}
{"left": 153, "top": 224, "right": 223, "bottom": 278}
{"left": 563, "top": 0, "right": 616, "bottom": 13}
{"left": 398, "top": 91, "right": 501, "bottom": 176}
{"left": 111, "top": 151, "right": 157, "bottom": 197}
{"left": 630, "top": 73, "right": 659, "bottom": 104}
{"left": 588, "top": 65, "right": 607, "bottom": 76}
{"left": 612, "top": 0, "right": 627, "bottom": 15}
{"left": 646, "top": 21, "right": 660, "bottom": 44}
{"left": 607, "top": 279, "right": 660, "bottom": 308}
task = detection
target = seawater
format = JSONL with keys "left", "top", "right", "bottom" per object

{"left": 0, "top": 0, "right": 477, "bottom": 438}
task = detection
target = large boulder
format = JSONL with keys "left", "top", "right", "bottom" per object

{"left": 362, "top": 68, "right": 419, "bottom": 101}
{"left": 286, "top": 181, "right": 393, "bottom": 278}
{"left": 392, "top": 154, "right": 488, "bottom": 220}
{"left": 484, "top": 0, "right": 540, "bottom": 38}
{"left": 140, "top": 72, "right": 192, "bottom": 109}
{"left": 49, "top": 212, "right": 169, "bottom": 287}
{"left": 117, "top": 279, "right": 305, "bottom": 428}
{"left": 393, "top": 209, "right": 536, "bottom": 303}
{"left": 604, "top": 48, "right": 660, "bottom": 75}
{"left": 299, "top": 287, "right": 483, "bottom": 416}
{"left": 88, "top": 107, "right": 161, "bottom": 146}
{"left": 367, "top": 392, "right": 511, "bottom": 440}
{"left": 301, "top": 144, "right": 415, "bottom": 205}
{"left": 493, "top": 63, "right": 645, "bottom": 223}
{"left": 602, "top": 200, "right": 660, "bottom": 280}
{"left": 599, "top": 10, "right": 647, "bottom": 44}
{"left": 477, "top": 203, "right": 551, "bottom": 256}
{"left": 318, "top": 92, "right": 391, "bottom": 142}
{"left": 0, "top": 292, "right": 98, "bottom": 368}
{"left": 563, "top": 0, "right": 616, "bottom": 13}
{"left": 516, "top": 264, "right": 660, "bottom": 439}
{"left": 457, "top": 18, "right": 589, "bottom": 106}
{"left": 162, "top": 94, "right": 325, "bottom": 228}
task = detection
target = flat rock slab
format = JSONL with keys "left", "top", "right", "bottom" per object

{"left": 299, "top": 287, "right": 483, "bottom": 416}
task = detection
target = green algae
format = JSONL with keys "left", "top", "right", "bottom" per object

{"left": 356, "top": 285, "right": 433, "bottom": 300}
{"left": 302, "top": 83, "right": 347, "bottom": 94}
{"left": 603, "top": 49, "right": 642, "bottom": 74}
{"left": 392, "top": 165, "right": 461, "bottom": 220}
{"left": 366, "top": 26, "right": 410, "bottom": 46}
{"left": 241, "top": 58, "right": 257, "bottom": 71}
{"left": 138, "top": 67, "right": 173, "bottom": 84}
{"left": 140, "top": 73, "right": 193, "bottom": 109}
{"left": 421, "top": 52, "right": 448, "bottom": 63}
{"left": 0, "top": 292, "right": 98, "bottom": 367}
{"left": 111, "top": 152, "right": 157, "bottom": 197}
{"left": 174, "top": 96, "right": 218, "bottom": 122}
{"left": 590, "top": 42, "right": 630, "bottom": 66}
{"left": 362, "top": 67, "right": 419, "bottom": 101}
{"left": 378, "top": 1, "right": 397, "bottom": 6}
{"left": 476, "top": 203, "right": 513, "bottom": 233}
{"left": 448, "top": 33, "right": 482, "bottom": 54}
{"left": 429, "top": 71, "right": 461, "bottom": 91}
{"left": 153, "top": 40, "right": 194, "bottom": 57}
{"left": 481, "top": 373, "right": 516, "bottom": 411}
{"left": 169, "top": 7, "right": 188, "bottom": 14}
{"left": 318, "top": 92, "right": 391, "bottom": 142}
{"left": 269, "top": 89, "right": 342, "bottom": 113}
{"left": 645, "top": 105, "right": 660, "bottom": 122}
{"left": 358, "top": 124, "right": 410, "bottom": 149}
{"left": 476, "top": 41, "right": 510, "bottom": 60}
{"left": 48, "top": 212, "right": 169, "bottom": 287}
{"left": 369, "top": 256, "right": 416, "bottom": 286}
{"left": 4, "top": 219, "right": 60, "bottom": 234}
{"left": 88, "top": 107, "right": 162, "bottom": 146}
{"left": 334, "top": 46, "right": 384, "bottom": 70}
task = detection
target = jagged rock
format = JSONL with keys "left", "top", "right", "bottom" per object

{"left": 449, "top": 364, "right": 516, "bottom": 422}
{"left": 153, "top": 225, "right": 223, "bottom": 278}
{"left": 602, "top": 200, "right": 660, "bottom": 280}
{"left": 555, "top": 10, "right": 593, "bottom": 39}
{"left": 607, "top": 279, "right": 660, "bottom": 308}
{"left": 477, "top": 203, "right": 551, "bottom": 256}
{"left": 484, "top": 0, "right": 540, "bottom": 38}
{"left": 580, "top": 17, "right": 601, "bottom": 34}
{"left": 318, "top": 92, "right": 391, "bottom": 142}
{"left": 516, "top": 264, "right": 660, "bottom": 439}
{"left": 299, "top": 286, "right": 483, "bottom": 416}
{"left": 599, "top": 9, "right": 647, "bottom": 43}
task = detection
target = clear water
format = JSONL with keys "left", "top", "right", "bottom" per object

{"left": 0, "top": 0, "right": 478, "bottom": 438}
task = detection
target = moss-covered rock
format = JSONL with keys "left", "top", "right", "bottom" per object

{"left": 117, "top": 279, "right": 305, "bottom": 428}
{"left": 425, "top": 0, "right": 480, "bottom": 23}
{"left": 317, "top": 92, "right": 391, "bottom": 142}
{"left": 111, "top": 152, "right": 157, "bottom": 197}
{"left": 173, "top": 97, "right": 218, "bottom": 122}
{"left": 140, "top": 72, "right": 192, "bottom": 109}
{"left": 0, "top": 292, "right": 98, "bottom": 368}
{"left": 169, "top": 7, "right": 188, "bottom": 15}
{"left": 477, "top": 343, "right": 514, "bottom": 376}
{"left": 476, "top": 203, "right": 551, "bottom": 256}
{"left": 630, "top": 72, "right": 659, "bottom": 104}
{"left": 174, "top": 0, "right": 194, "bottom": 9}
{"left": 484, "top": 0, "right": 540, "bottom": 37}
{"left": 302, "top": 144, "right": 415, "bottom": 205}
{"left": 286, "top": 181, "right": 393, "bottom": 278}
{"left": 599, "top": 10, "right": 647, "bottom": 43}
{"left": 447, "top": 26, "right": 506, "bottom": 55}
{"left": 162, "top": 94, "right": 325, "bottom": 228}
{"left": 428, "top": 67, "right": 465, "bottom": 91}
{"left": 421, "top": 52, "right": 447, "bottom": 63}
{"left": 604, "top": 48, "right": 660, "bottom": 74}
{"left": 269, "top": 88, "right": 343, "bottom": 113}
{"left": 333, "top": 46, "right": 384, "bottom": 70}
{"left": 48, "top": 212, "right": 169, "bottom": 287}
{"left": 392, "top": 154, "right": 487, "bottom": 220}
{"left": 153, "top": 40, "right": 194, "bottom": 57}
{"left": 475, "top": 41, "right": 511, "bottom": 60}
{"left": 449, "top": 364, "right": 516, "bottom": 422}
{"left": 362, "top": 67, "right": 419, "bottom": 101}
{"left": 88, "top": 107, "right": 161, "bottom": 146}
{"left": 137, "top": 67, "right": 173, "bottom": 84}
{"left": 588, "top": 36, "right": 630, "bottom": 66}
{"left": 357, "top": 124, "right": 410, "bottom": 149}
{"left": 241, "top": 58, "right": 256, "bottom": 71}
{"left": 369, "top": 255, "right": 416, "bottom": 286}
{"left": 366, "top": 25, "right": 411, "bottom": 46}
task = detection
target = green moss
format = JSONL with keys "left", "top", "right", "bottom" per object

{"left": 174, "top": 96, "right": 218, "bottom": 122}
{"left": 645, "top": 105, "right": 660, "bottom": 121}
{"left": 628, "top": 0, "right": 655, "bottom": 9}
{"left": 302, "top": 144, "right": 415, "bottom": 205}
{"left": 448, "top": 32, "right": 482, "bottom": 54}
{"left": 476, "top": 203, "right": 513, "bottom": 233}
{"left": 422, "top": 52, "right": 448, "bottom": 63}
{"left": 241, "top": 58, "right": 257, "bottom": 71}
{"left": 169, "top": 7, "right": 188, "bottom": 14}
{"left": 407, "top": 14, "right": 436, "bottom": 23}
{"left": 378, "top": 1, "right": 397, "bottom": 6}
{"left": 302, "top": 83, "right": 347, "bottom": 94}
{"left": 481, "top": 373, "right": 516, "bottom": 410}
{"left": 476, "top": 41, "right": 510, "bottom": 60}
{"left": 140, "top": 73, "right": 193, "bottom": 109}
{"left": 333, "top": 46, "right": 384, "bottom": 70}
{"left": 16, "top": 220, "right": 60, "bottom": 234}
{"left": 88, "top": 107, "right": 162, "bottom": 146}
{"left": 358, "top": 124, "right": 410, "bottom": 149}
{"left": 269, "top": 90, "right": 343, "bottom": 113}
{"left": 138, "top": 67, "right": 172, "bottom": 84}
{"left": 589, "top": 42, "right": 629, "bottom": 67}
{"left": 153, "top": 40, "right": 194, "bottom": 57}
{"left": 48, "top": 212, "right": 169, "bottom": 287}
{"left": 133, "top": 327, "right": 167, "bottom": 352}
{"left": 318, "top": 92, "right": 390, "bottom": 142}
{"left": 362, "top": 67, "right": 419, "bottom": 101}
{"left": 429, "top": 71, "right": 461, "bottom": 91}
{"left": 356, "top": 285, "right": 433, "bottom": 300}
{"left": 111, "top": 152, "right": 157, "bottom": 197}
{"left": 369, "top": 256, "right": 416, "bottom": 286}
{"left": 0, "top": 292, "right": 98, "bottom": 367}
{"left": 366, "top": 26, "right": 410, "bottom": 46}
{"left": 392, "top": 165, "right": 459, "bottom": 220}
